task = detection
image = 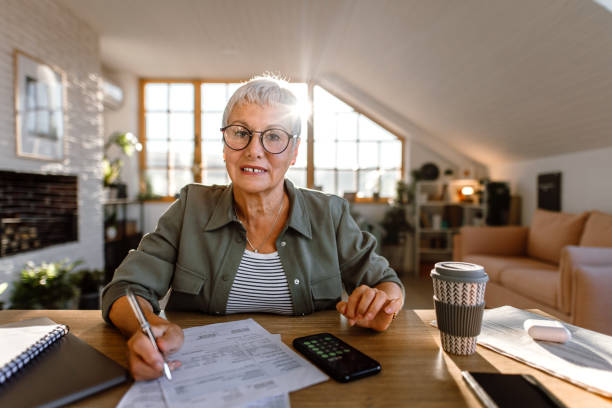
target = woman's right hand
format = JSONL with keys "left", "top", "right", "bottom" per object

{"left": 126, "top": 317, "right": 184, "bottom": 381}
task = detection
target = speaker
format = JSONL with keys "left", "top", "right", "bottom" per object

{"left": 486, "top": 182, "right": 510, "bottom": 225}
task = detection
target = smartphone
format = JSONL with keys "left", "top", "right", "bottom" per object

{"left": 462, "top": 371, "right": 567, "bottom": 408}
{"left": 292, "top": 333, "right": 381, "bottom": 382}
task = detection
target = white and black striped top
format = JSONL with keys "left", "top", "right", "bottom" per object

{"left": 225, "top": 250, "right": 294, "bottom": 315}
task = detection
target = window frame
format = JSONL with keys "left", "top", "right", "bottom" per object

{"left": 138, "top": 79, "right": 404, "bottom": 202}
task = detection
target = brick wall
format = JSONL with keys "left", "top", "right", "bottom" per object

{"left": 0, "top": 0, "right": 103, "bottom": 306}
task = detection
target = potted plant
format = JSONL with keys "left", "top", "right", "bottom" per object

{"left": 9, "top": 260, "right": 83, "bottom": 309}
{"left": 103, "top": 131, "right": 142, "bottom": 199}
{"left": 70, "top": 269, "right": 105, "bottom": 309}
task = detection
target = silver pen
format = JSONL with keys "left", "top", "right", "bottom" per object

{"left": 125, "top": 288, "right": 172, "bottom": 380}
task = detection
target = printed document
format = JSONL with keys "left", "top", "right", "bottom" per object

{"left": 117, "top": 319, "right": 326, "bottom": 408}
{"left": 479, "top": 306, "right": 612, "bottom": 397}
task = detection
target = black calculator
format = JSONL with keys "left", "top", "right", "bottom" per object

{"left": 292, "top": 333, "right": 381, "bottom": 382}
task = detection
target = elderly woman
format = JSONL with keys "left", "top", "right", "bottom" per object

{"left": 101, "top": 76, "right": 405, "bottom": 380}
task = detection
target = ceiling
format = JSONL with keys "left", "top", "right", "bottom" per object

{"left": 57, "top": 0, "right": 612, "bottom": 167}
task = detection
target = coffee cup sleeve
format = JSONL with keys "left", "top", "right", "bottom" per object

{"left": 434, "top": 297, "right": 485, "bottom": 337}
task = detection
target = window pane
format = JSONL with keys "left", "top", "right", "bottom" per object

{"left": 336, "top": 141, "right": 357, "bottom": 170}
{"left": 169, "top": 113, "right": 194, "bottom": 140}
{"left": 381, "top": 141, "right": 402, "bottom": 169}
{"left": 358, "top": 170, "right": 380, "bottom": 197}
{"left": 169, "top": 141, "right": 194, "bottom": 167}
{"left": 381, "top": 170, "right": 401, "bottom": 198}
{"left": 202, "top": 83, "right": 229, "bottom": 111}
{"left": 314, "top": 170, "right": 335, "bottom": 193}
{"left": 337, "top": 112, "right": 357, "bottom": 141}
{"left": 314, "top": 111, "right": 336, "bottom": 141}
{"left": 170, "top": 169, "right": 192, "bottom": 196}
{"left": 145, "top": 169, "right": 167, "bottom": 197}
{"left": 286, "top": 168, "right": 306, "bottom": 188}
{"left": 202, "top": 112, "right": 223, "bottom": 140}
{"left": 169, "top": 84, "right": 194, "bottom": 112}
{"left": 145, "top": 84, "right": 168, "bottom": 111}
{"left": 146, "top": 140, "right": 168, "bottom": 167}
{"left": 313, "top": 86, "right": 352, "bottom": 114}
{"left": 203, "top": 169, "right": 229, "bottom": 186}
{"left": 359, "top": 115, "right": 394, "bottom": 141}
{"left": 146, "top": 113, "right": 168, "bottom": 140}
{"left": 359, "top": 141, "right": 379, "bottom": 168}
{"left": 202, "top": 139, "right": 225, "bottom": 167}
{"left": 338, "top": 170, "right": 356, "bottom": 197}
{"left": 314, "top": 141, "right": 336, "bottom": 168}
{"left": 293, "top": 140, "right": 307, "bottom": 168}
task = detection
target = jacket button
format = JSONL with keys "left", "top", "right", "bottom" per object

{"left": 294, "top": 278, "right": 300, "bottom": 285}
{"left": 223, "top": 275, "right": 229, "bottom": 281}
{"left": 280, "top": 241, "right": 286, "bottom": 247}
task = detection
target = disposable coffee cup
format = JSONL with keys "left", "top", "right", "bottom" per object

{"left": 431, "top": 261, "right": 488, "bottom": 355}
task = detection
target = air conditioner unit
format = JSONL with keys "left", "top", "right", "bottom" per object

{"left": 101, "top": 78, "right": 124, "bottom": 110}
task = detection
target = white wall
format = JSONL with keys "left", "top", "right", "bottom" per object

{"left": 102, "top": 69, "right": 140, "bottom": 199}
{"left": 489, "top": 146, "right": 612, "bottom": 225}
{"left": 0, "top": 0, "right": 102, "bottom": 305}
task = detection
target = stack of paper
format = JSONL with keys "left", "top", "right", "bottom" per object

{"left": 479, "top": 306, "right": 612, "bottom": 397}
{"left": 118, "top": 318, "right": 328, "bottom": 408}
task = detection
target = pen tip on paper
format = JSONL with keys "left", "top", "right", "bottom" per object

{"left": 164, "top": 363, "right": 172, "bottom": 380}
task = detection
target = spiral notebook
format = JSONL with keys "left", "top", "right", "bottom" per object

{"left": 0, "top": 317, "right": 128, "bottom": 408}
{"left": 0, "top": 320, "right": 68, "bottom": 384}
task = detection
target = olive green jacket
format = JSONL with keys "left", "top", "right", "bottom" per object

{"left": 101, "top": 180, "right": 404, "bottom": 323}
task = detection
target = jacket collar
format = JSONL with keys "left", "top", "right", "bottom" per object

{"left": 204, "top": 179, "right": 312, "bottom": 240}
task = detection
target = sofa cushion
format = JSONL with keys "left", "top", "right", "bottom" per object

{"left": 500, "top": 267, "right": 560, "bottom": 308}
{"left": 463, "top": 255, "right": 555, "bottom": 283}
{"left": 579, "top": 211, "right": 612, "bottom": 247}
{"left": 527, "top": 209, "right": 589, "bottom": 264}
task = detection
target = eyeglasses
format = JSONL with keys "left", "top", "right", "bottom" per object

{"left": 220, "top": 124, "right": 297, "bottom": 154}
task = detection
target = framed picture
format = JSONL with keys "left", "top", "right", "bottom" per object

{"left": 14, "top": 49, "right": 66, "bottom": 161}
{"left": 538, "top": 172, "right": 562, "bottom": 211}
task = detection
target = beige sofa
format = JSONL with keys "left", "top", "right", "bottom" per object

{"left": 453, "top": 209, "right": 612, "bottom": 335}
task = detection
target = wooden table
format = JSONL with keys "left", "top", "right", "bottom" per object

{"left": 414, "top": 310, "right": 612, "bottom": 408}
{"left": 1, "top": 309, "right": 610, "bottom": 407}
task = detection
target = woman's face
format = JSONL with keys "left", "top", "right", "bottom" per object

{"left": 223, "top": 103, "right": 300, "bottom": 195}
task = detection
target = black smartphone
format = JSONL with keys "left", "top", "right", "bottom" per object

{"left": 292, "top": 333, "right": 381, "bottom": 382}
{"left": 462, "top": 371, "right": 567, "bottom": 408}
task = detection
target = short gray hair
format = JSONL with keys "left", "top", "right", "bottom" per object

{"left": 222, "top": 75, "right": 302, "bottom": 138}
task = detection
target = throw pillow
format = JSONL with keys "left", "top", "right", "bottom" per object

{"left": 527, "top": 209, "right": 589, "bottom": 264}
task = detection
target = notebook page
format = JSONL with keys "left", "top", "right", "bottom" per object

{"left": 0, "top": 324, "right": 63, "bottom": 367}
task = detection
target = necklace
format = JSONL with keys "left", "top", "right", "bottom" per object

{"left": 235, "top": 196, "right": 284, "bottom": 253}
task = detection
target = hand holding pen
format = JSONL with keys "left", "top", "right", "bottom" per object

{"left": 125, "top": 288, "right": 183, "bottom": 381}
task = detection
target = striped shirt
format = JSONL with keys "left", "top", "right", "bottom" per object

{"left": 225, "top": 250, "right": 294, "bottom": 315}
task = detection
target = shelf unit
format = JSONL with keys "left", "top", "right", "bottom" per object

{"left": 413, "top": 180, "right": 486, "bottom": 276}
{"left": 103, "top": 199, "right": 144, "bottom": 283}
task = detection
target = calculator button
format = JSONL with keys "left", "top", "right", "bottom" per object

{"left": 322, "top": 354, "right": 328, "bottom": 358}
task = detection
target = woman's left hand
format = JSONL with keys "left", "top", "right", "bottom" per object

{"left": 336, "top": 283, "right": 403, "bottom": 332}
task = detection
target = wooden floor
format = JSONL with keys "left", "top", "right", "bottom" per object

{"left": 400, "top": 275, "right": 434, "bottom": 309}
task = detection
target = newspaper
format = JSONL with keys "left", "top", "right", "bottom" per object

{"left": 478, "top": 306, "right": 612, "bottom": 397}
{"left": 117, "top": 319, "right": 327, "bottom": 408}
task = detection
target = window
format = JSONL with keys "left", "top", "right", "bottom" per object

{"left": 140, "top": 81, "right": 403, "bottom": 199}
{"left": 313, "top": 86, "right": 403, "bottom": 198}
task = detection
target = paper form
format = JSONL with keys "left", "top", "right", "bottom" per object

{"left": 117, "top": 320, "right": 326, "bottom": 408}
{"left": 116, "top": 380, "right": 290, "bottom": 408}
{"left": 160, "top": 319, "right": 327, "bottom": 407}
{"left": 478, "top": 306, "right": 612, "bottom": 397}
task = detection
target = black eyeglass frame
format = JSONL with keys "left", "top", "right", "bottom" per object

{"left": 220, "top": 124, "right": 298, "bottom": 154}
